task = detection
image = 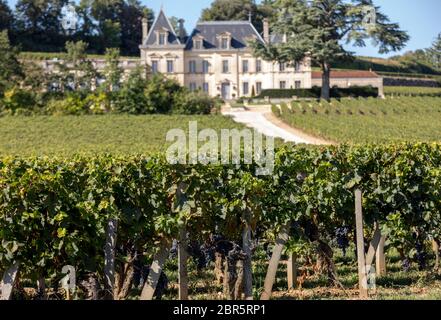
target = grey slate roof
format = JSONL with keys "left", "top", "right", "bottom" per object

{"left": 144, "top": 9, "right": 181, "bottom": 46}
{"left": 185, "top": 21, "right": 264, "bottom": 50}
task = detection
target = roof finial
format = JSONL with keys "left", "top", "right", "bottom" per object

{"left": 248, "top": 11, "right": 252, "bottom": 22}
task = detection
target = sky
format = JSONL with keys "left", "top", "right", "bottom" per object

{"left": 6, "top": 0, "right": 441, "bottom": 58}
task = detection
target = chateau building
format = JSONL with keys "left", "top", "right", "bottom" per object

{"left": 139, "top": 9, "right": 312, "bottom": 100}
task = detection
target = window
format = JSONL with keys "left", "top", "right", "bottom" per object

{"left": 280, "top": 81, "right": 286, "bottom": 89}
{"left": 194, "top": 40, "right": 202, "bottom": 50}
{"left": 159, "top": 33, "right": 166, "bottom": 45}
{"left": 295, "top": 61, "right": 301, "bottom": 72}
{"left": 189, "top": 82, "right": 197, "bottom": 91}
{"left": 202, "top": 60, "right": 210, "bottom": 73}
{"left": 222, "top": 60, "right": 229, "bottom": 73}
{"left": 295, "top": 81, "right": 301, "bottom": 89}
{"left": 203, "top": 82, "right": 209, "bottom": 93}
{"left": 151, "top": 60, "right": 159, "bottom": 74}
{"left": 167, "top": 60, "right": 174, "bottom": 73}
{"left": 256, "top": 82, "right": 262, "bottom": 94}
{"left": 256, "top": 59, "right": 262, "bottom": 73}
{"left": 243, "top": 82, "right": 249, "bottom": 95}
{"left": 242, "top": 60, "right": 249, "bottom": 73}
{"left": 221, "top": 37, "right": 229, "bottom": 49}
{"left": 279, "top": 62, "right": 286, "bottom": 72}
{"left": 189, "top": 60, "right": 196, "bottom": 73}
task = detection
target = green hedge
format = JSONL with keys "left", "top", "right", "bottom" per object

{"left": 257, "top": 86, "right": 379, "bottom": 99}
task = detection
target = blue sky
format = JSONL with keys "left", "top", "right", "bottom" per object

{"left": 7, "top": 0, "right": 441, "bottom": 57}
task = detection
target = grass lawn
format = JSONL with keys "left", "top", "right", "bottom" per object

{"left": 0, "top": 114, "right": 248, "bottom": 156}
{"left": 275, "top": 96, "right": 441, "bottom": 144}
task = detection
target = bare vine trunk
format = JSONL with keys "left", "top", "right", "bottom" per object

{"left": 316, "top": 240, "right": 338, "bottom": 285}
{"left": 433, "top": 239, "right": 440, "bottom": 272}
{"left": 321, "top": 62, "right": 331, "bottom": 101}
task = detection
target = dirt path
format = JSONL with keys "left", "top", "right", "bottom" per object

{"left": 222, "top": 105, "right": 334, "bottom": 145}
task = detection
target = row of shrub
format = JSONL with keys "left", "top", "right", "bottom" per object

{"left": 256, "top": 86, "right": 379, "bottom": 99}
{"left": 0, "top": 75, "right": 221, "bottom": 116}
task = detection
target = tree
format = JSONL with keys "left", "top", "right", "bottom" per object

{"left": 427, "top": 33, "right": 441, "bottom": 70}
{"left": 79, "top": 0, "right": 153, "bottom": 55}
{"left": 14, "top": 0, "right": 68, "bottom": 51}
{"left": 56, "top": 41, "right": 97, "bottom": 91}
{"left": 102, "top": 48, "right": 123, "bottom": 92}
{"left": 169, "top": 16, "right": 187, "bottom": 38}
{"left": 252, "top": 0, "right": 409, "bottom": 100}
{"left": 0, "top": 0, "right": 13, "bottom": 31}
{"left": 0, "top": 31, "right": 22, "bottom": 95}
{"left": 201, "top": 0, "right": 258, "bottom": 26}
{"left": 120, "top": 1, "right": 154, "bottom": 56}
{"left": 201, "top": 0, "right": 277, "bottom": 33}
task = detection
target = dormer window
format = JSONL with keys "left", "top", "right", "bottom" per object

{"left": 217, "top": 32, "right": 231, "bottom": 50}
{"left": 221, "top": 37, "right": 229, "bottom": 49}
{"left": 156, "top": 29, "right": 168, "bottom": 45}
{"left": 194, "top": 40, "right": 202, "bottom": 50}
{"left": 192, "top": 35, "right": 204, "bottom": 50}
{"left": 159, "top": 33, "right": 166, "bottom": 45}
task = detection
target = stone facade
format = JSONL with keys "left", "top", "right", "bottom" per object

{"left": 139, "top": 9, "right": 312, "bottom": 100}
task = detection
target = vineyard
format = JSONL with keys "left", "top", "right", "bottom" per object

{"left": 272, "top": 97, "right": 441, "bottom": 144}
{"left": 1, "top": 144, "right": 441, "bottom": 300}
{"left": 384, "top": 87, "right": 441, "bottom": 97}
{"left": 0, "top": 115, "right": 247, "bottom": 156}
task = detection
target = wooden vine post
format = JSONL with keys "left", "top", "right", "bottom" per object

{"left": 355, "top": 189, "right": 369, "bottom": 299}
{"left": 0, "top": 263, "right": 20, "bottom": 300}
{"left": 376, "top": 236, "right": 387, "bottom": 276}
{"left": 287, "top": 252, "right": 298, "bottom": 290}
{"left": 260, "top": 222, "right": 291, "bottom": 300}
{"left": 242, "top": 215, "right": 253, "bottom": 300}
{"left": 104, "top": 218, "right": 118, "bottom": 300}
{"left": 178, "top": 228, "right": 189, "bottom": 300}
{"left": 140, "top": 240, "right": 170, "bottom": 300}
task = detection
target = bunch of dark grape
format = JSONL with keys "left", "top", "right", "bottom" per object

{"left": 187, "top": 240, "right": 208, "bottom": 270}
{"left": 335, "top": 226, "right": 350, "bottom": 256}
{"left": 414, "top": 241, "right": 427, "bottom": 270}
{"left": 169, "top": 239, "right": 178, "bottom": 259}
{"left": 402, "top": 258, "right": 411, "bottom": 272}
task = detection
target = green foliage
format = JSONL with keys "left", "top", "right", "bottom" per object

{"left": 0, "top": 0, "right": 13, "bottom": 31}
{"left": 0, "top": 31, "right": 23, "bottom": 95}
{"left": 143, "top": 75, "right": 182, "bottom": 114}
{"left": 9, "top": 0, "right": 154, "bottom": 55}
{"left": 1, "top": 144, "right": 441, "bottom": 283}
{"left": 0, "top": 88, "right": 36, "bottom": 115}
{"left": 172, "top": 90, "right": 219, "bottom": 115}
{"left": 426, "top": 33, "right": 441, "bottom": 70}
{"left": 102, "top": 48, "right": 123, "bottom": 92}
{"left": 271, "top": 104, "right": 280, "bottom": 117}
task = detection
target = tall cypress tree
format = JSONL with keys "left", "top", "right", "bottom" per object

{"left": 427, "top": 33, "right": 441, "bottom": 70}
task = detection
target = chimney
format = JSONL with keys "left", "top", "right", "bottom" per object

{"left": 142, "top": 18, "right": 149, "bottom": 44}
{"left": 263, "top": 18, "right": 270, "bottom": 44}
{"left": 178, "top": 19, "right": 185, "bottom": 40}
